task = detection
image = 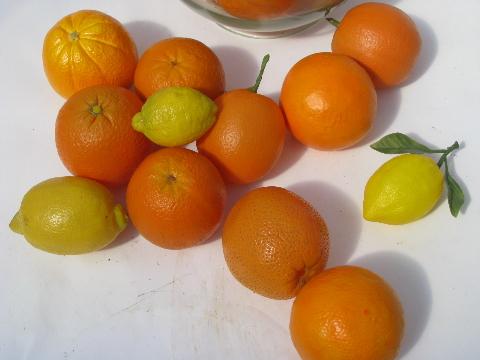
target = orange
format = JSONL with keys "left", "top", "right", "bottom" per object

{"left": 290, "top": 266, "right": 404, "bottom": 360}
{"left": 216, "top": 0, "right": 295, "bottom": 19}
{"left": 55, "top": 85, "right": 152, "bottom": 186}
{"left": 222, "top": 186, "right": 329, "bottom": 299}
{"left": 280, "top": 52, "right": 377, "bottom": 150}
{"left": 126, "top": 148, "right": 226, "bottom": 249}
{"left": 331, "top": 3, "right": 422, "bottom": 88}
{"left": 134, "top": 37, "right": 225, "bottom": 100}
{"left": 43, "top": 10, "right": 137, "bottom": 98}
{"left": 197, "top": 55, "right": 286, "bottom": 184}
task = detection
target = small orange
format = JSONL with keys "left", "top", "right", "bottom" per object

{"left": 134, "top": 37, "right": 225, "bottom": 100}
{"left": 197, "top": 55, "right": 286, "bottom": 184}
{"left": 43, "top": 10, "right": 137, "bottom": 98}
{"left": 216, "top": 0, "right": 295, "bottom": 20}
{"left": 290, "top": 266, "right": 404, "bottom": 360}
{"left": 126, "top": 148, "right": 226, "bottom": 249}
{"left": 222, "top": 186, "right": 329, "bottom": 299}
{"left": 55, "top": 85, "right": 152, "bottom": 186}
{"left": 280, "top": 52, "right": 377, "bottom": 150}
{"left": 330, "top": 3, "right": 422, "bottom": 88}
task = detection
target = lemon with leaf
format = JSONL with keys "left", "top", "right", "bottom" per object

{"left": 364, "top": 133, "right": 465, "bottom": 224}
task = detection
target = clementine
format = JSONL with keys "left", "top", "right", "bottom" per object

{"left": 280, "top": 52, "right": 377, "bottom": 150}
{"left": 134, "top": 37, "right": 225, "bottom": 100}
{"left": 290, "top": 266, "right": 404, "bottom": 360}
{"left": 330, "top": 3, "right": 422, "bottom": 88}
{"left": 216, "top": 0, "right": 295, "bottom": 20}
{"left": 197, "top": 55, "right": 286, "bottom": 184}
{"left": 222, "top": 186, "right": 329, "bottom": 299}
{"left": 43, "top": 10, "right": 137, "bottom": 98}
{"left": 55, "top": 85, "right": 152, "bottom": 186}
{"left": 126, "top": 148, "right": 226, "bottom": 249}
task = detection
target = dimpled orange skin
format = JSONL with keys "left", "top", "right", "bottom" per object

{"left": 216, "top": 0, "right": 296, "bottom": 20}
{"left": 43, "top": 10, "right": 137, "bottom": 98}
{"left": 222, "top": 186, "right": 329, "bottom": 299}
{"left": 331, "top": 2, "right": 422, "bottom": 88}
{"left": 55, "top": 85, "right": 152, "bottom": 186}
{"left": 134, "top": 38, "right": 225, "bottom": 100}
{"left": 280, "top": 52, "right": 377, "bottom": 150}
{"left": 197, "top": 90, "right": 286, "bottom": 184}
{"left": 126, "top": 148, "right": 226, "bottom": 250}
{"left": 290, "top": 266, "right": 404, "bottom": 360}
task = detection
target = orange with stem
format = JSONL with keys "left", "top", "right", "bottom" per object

{"left": 197, "top": 55, "right": 286, "bottom": 184}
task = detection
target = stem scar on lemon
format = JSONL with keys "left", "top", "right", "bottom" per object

{"left": 364, "top": 133, "right": 465, "bottom": 224}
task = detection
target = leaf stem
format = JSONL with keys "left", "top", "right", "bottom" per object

{"left": 437, "top": 141, "right": 460, "bottom": 167}
{"left": 248, "top": 54, "right": 270, "bottom": 94}
{"left": 326, "top": 18, "right": 341, "bottom": 27}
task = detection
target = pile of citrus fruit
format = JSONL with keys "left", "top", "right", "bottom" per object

{"left": 9, "top": 3, "right": 466, "bottom": 360}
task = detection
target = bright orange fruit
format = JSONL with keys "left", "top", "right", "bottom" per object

{"left": 291, "top": 266, "right": 404, "bottom": 360}
{"left": 331, "top": 3, "right": 422, "bottom": 88}
{"left": 43, "top": 10, "right": 137, "bottom": 98}
{"left": 55, "top": 85, "right": 152, "bottom": 186}
{"left": 216, "top": 0, "right": 295, "bottom": 19}
{"left": 222, "top": 186, "right": 329, "bottom": 299}
{"left": 281, "top": 52, "right": 377, "bottom": 150}
{"left": 134, "top": 37, "right": 225, "bottom": 100}
{"left": 126, "top": 148, "right": 226, "bottom": 250}
{"left": 197, "top": 55, "right": 286, "bottom": 184}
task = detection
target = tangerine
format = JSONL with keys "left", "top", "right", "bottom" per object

{"left": 290, "top": 266, "right": 404, "bottom": 360}
{"left": 216, "top": 0, "right": 295, "bottom": 20}
{"left": 55, "top": 85, "right": 152, "bottom": 186}
{"left": 43, "top": 10, "right": 137, "bottom": 98}
{"left": 197, "top": 55, "right": 286, "bottom": 184}
{"left": 134, "top": 37, "right": 225, "bottom": 100}
{"left": 280, "top": 52, "right": 377, "bottom": 150}
{"left": 126, "top": 148, "right": 226, "bottom": 249}
{"left": 222, "top": 186, "right": 329, "bottom": 299}
{"left": 330, "top": 3, "right": 422, "bottom": 88}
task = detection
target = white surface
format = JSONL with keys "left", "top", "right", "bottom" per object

{"left": 1, "top": 1, "right": 479, "bottom": 359}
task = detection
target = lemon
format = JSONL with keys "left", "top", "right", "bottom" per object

{"left": 132, "top": 87, "right": 217, "bottom": 147}
{"left": 9, "top": 176, "right": 128, "bottom": 254}
{"left": 363, "top": 154, "right": 444, "bottom": 224}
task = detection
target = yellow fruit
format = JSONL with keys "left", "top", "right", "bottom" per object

{"left": 132, "top": 87, "right": 217, "bottom": 147}
{"left": 10, "top": 176, "right": 128, "bottom": 254}
{"left": 363, "top": 154, "right": 444, "bottom": 224}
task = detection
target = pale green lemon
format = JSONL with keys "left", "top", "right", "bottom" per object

{"left": 132, "top": 87, "right": 217, "bottom": 146}
{"left": 363, "top": 154, "right": 444, "bottom": 225}
{"left": 10, "top": 176, "right": 128, "bottom": 254}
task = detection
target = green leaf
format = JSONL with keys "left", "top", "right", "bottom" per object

{"left": 370, "top": 133, "right": 439, "bottom": 154}
{"left": 446, "top": 171, "right": 465, "bottom": 217}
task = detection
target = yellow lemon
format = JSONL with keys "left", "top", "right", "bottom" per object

{"left": 10, "top": 176, "right": 128, "bottom": 254}
{"left": 132, "top": 87, "right": 217, "bottom": 147}
{"left": 363, "top": 154, "right": 444, "bottom": 224}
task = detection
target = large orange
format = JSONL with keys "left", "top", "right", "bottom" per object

{"left": 197, "top": 55, "right": 286, "bottom": 184}
{"left": 331, "top": 3, "right": 422, "bottom": 88}
{"left": 134, "top": 37, "right": 225, "bottom": 100}
{"left": 290, "top": 266, "right": 404, "bottom": 360}
{"left": 216, "top": 0, "right": 296, "bottom": 19}
{"left": 55, "top": 85, "right": 152, "bottom": 186}
{"left": 126, "top": 148, "right": 226, "bottom": 250}
{"left": 43, "top": 10, "right": 137, "bottom": 98}
{"left": 280, "top": 52, "right": 377, "bottom": 150}
{"left": 222, "top": 186, "right": 329, "bottom": 299}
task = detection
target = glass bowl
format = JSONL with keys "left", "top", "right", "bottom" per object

{"left": 181, "top": 0, "right": 346, "bottom": 38}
